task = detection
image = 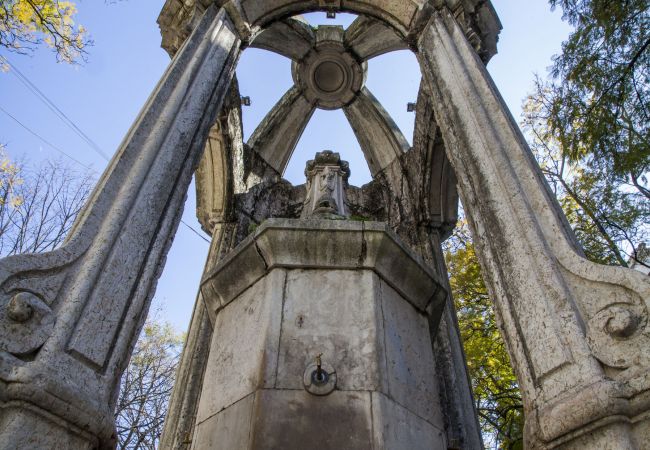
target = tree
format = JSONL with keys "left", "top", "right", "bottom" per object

{"left": 0, "top": 153, "right": 93, "bottom": 256}
{"left": 0, "top": 152, "right": 182, "bottom": 448}
{"left": 445, "top": 222, "right": 524, "bottom": 450}
{"left": 114, "top": 316, "right": 183, "bottom": 450}
{"left": 0, "top": 0, "right": 89, "bottom": 63}
{"left": 541, "top": 0, "right": 649, "bottom": 196}
{"left": 523, "top": 85, "right": 649, "bottom": 268}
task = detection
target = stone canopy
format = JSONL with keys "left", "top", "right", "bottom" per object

{"left": 1, "top": 2, "right": 648, "bottom": 450}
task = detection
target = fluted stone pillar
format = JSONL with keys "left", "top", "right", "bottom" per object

{"left": 0, "top": 6, "right": 241, "bottom": 449}
{"left": 191, "top": 219, "right": 449, "bottom": 449}
{"left": 418, "top": 8, "right": 650, "bottom": 449}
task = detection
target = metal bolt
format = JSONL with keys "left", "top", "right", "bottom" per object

{"left": 407, "top": 102, "right": 417, "bottom": 112}
{"left": 241, "top": 96, "right": 251, "bottom": 106}
{"left": 326, "top": 10, "right": 336, "bottom": 19}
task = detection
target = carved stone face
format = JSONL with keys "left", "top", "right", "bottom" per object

{"left": 302, "top": 151, "right": 350, "bottom": 219}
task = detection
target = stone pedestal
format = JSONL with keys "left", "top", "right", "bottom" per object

{"left": 191, "top": 219, "right": 449, "bottom": 449}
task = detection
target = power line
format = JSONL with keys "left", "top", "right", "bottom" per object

{"left": 1, "top": 59, "right": 211, "bottom": 245}
{"left": 0, "top": 105, "right": 95, "bottom": 171}
{"left": 181, "top": 220, "right": 210, "bottom": 243}
{"left": 0, "top": 105, "right": 211, "bottom": 245}
{"left": 3, "top": 56, "right": 111, "bottom": 161}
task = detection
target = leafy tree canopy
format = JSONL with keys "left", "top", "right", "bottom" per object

{"left": 445, "top": 224, "right": 524, "bottom": 449}
{"left": 0, "top": 0, "right": 89, "bottom": 63}
{"left": 543, "top": 0, "right": 649, "bottom": 185}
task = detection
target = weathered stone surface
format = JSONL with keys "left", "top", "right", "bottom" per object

{"left": 0, "top": 406, "right": 95, "bottom": 450}
{"left": 249, "top": 17, "right": 315, "bottom": 60}
{"left": 192, "top": 393, "right": 255, "bottom": 450}
{"left": 200, "top": 234, "right": 268, "bottom": 320}
{"left": 276, "top": 269, "right": 386, "bottom": 391}
{"left": 345, "top": 15, "right": 409, "bottom": 61}
{"left": 0, "top": 6, "right": 242, "bottom": 449}
{"left": 419, "top": 7, "right": 650, "bottom": 448}
{"left": 195, "top": 78, "right": 244, "bottom": 233}
{"left": 160, "top": 223, "right": 241, "bottom": 450}
{"left": 250, "top": 390, "right": 374, "bottom": 449}
{"left": 12, "top": 0, "right": 646, "bottom": 447}
{"left": 301, "top": 150, "right": 350, "bottom": 219}
{"left": 428, "top": 230, "right": 484, "bottom": 450}
{"left": 201, "top": 219, "right": 447, "bottom": 316}
{"left": 194, "top": 221, "right": 447, "bottom": 448}
{"left": 363, "top": 223, "right": 446, "bottom": 312}
{"left": 292, "top": 25, "right": 367, "bottom": 111}
{"left": 196, "top": 269, "right": 285, "bottom": 423}
{"left": 247, "top": 86, "right": 316, "bottom": 174}
{"left": 343, "top": 87, "right": 410, "bottom": 175}
{"left": 380, "top": 279, "right": 443, "bottom": 427}
{"left": 371, "top": 392, "right": 447, "bottom": 450}
{"left": 2, "top": 2, "right": 501, "bottom": 449}
{"left": 158, "top": 1, "right": 501, "bottom": 62}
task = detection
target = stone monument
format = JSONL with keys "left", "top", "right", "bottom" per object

{"left": 0, "top": 1, "right": 648, "bottom": 449}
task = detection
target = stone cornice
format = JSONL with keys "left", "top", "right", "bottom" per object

{"left": 200, "top": 219, "right": 447, "bottom": 324}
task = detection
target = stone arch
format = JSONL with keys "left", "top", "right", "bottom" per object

{"left": 161, "top": 3, "right": 650, "bottom": 448}
{"left": 233, "top": 0, "right": 423, "bottom": 37}
{"left": 2, "top": 3, "right": 648, "bottom": 450}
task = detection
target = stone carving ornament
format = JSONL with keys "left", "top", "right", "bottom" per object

{"left": 302, "top": 150, "right": 350, "bottom": 218}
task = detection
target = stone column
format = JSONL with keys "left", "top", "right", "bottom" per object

{"left": 0, "top": 6, "right": 241, "bottom": 449}
{"left": 418, "top": 8, "right": 650, "bottom": 449}
{"left": 425, "top": 229, "right": 483, "bottom": 450}
{"left": 159, "top": 223, "right": 238, "bottom": 450}
{"left": 192, "top": 219, "right": 449, "bottom": 449}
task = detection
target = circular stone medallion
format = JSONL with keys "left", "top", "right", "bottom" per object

{"left": 314, "top": 61, "right": 345, "bottom": 93}
{"left": 293, "top": 42, "right": 367, "bottom": 110}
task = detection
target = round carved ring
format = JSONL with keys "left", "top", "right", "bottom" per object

{"left": 587, "top": 304, "right": 648, "bottom": 369}
{"left": 303, "top": 360, "right": 337, "bottom": 396}
{"left": 293, "top": 42, "right": 367, "bottom": 110}
{"left": 0, "top": 291, "right": 55, "bottom": 356}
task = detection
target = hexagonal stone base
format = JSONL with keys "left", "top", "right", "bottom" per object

{"left": 192, "top": 220, "right": 448, "bottom": 449}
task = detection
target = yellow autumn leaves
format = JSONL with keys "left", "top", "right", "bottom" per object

{"left": 0, "top": 0, "right": 88, "bottom": 63}
{"left": 0, "top": 150, "right": 23, "bottom": 208}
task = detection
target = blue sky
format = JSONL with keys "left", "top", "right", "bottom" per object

{"left": 0, "top": 1, "right": 572, "bottom": 332}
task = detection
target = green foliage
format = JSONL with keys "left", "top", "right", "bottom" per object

{"left": 523, "top": 88, "right": 649, "bottom": 267}
{"left": 445, "top": 224, "right": 523, "bottom": 449}
{"left": 542, "top": 0, "right": 649, "bottom": 186}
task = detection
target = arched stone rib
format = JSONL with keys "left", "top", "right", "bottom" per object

{"left": 247, "top": 85, "right": 316, "bottom": 174}
{"left": 412, "top": 81, "right": 459, "bottom": 240}
{"left": 343, "top": 87, "right": 410, "bottom": 175}
{"left": 345, "top": 16, "right": 408, "bottom": 61}
{"left": 249, "top": 18, "right": 315, "bottom": 61}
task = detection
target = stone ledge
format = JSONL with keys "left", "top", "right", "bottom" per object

{"left": 200, "top": 219, "right": 446, "bottom": 319}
